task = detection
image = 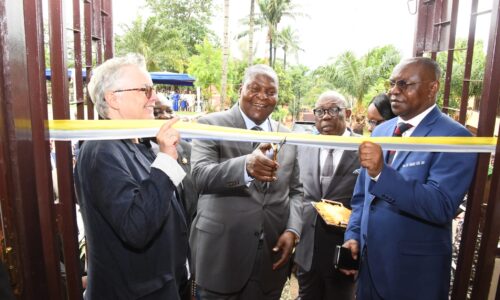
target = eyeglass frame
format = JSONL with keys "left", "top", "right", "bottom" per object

{"left": 312, "top": 107, "right": 345, "bottom": 118}
{"left": 386, "top": 79, "right": 433, "bottom": 92}
{"left": 113, "top": 85, "right": 156, "bottom": 99}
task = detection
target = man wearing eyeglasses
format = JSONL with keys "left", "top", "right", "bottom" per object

{"left": 189, "top": 64, "right": 303, "bottom": 300}
{"left": 341, "top": 57, "right": 477, "bottom": 299}
{"left": 294, "top": 91, "right": 360, "bottom": 300}
{"left": 74, "top": 53, "right": 190, "bottom": 299}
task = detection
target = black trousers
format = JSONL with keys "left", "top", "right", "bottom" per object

{"left": 297, "top": 218, "right": 355, "bottom": 300}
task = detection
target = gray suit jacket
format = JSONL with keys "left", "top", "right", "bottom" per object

{"left": 189, "top": 105, "right": 303, "bottom": 294}
{"left": 294, "top": 131, "right": 360, "bottom": 271}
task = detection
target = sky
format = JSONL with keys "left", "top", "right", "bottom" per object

{"left": 112, "top": 0, "right": 491, "bottom": 69}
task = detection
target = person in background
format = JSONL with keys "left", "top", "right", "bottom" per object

{"left": 75, "top": 53, "right": 190, "bottom": 299}
{"left": 294, "top": 90, "right": 359, "bottom": 300}
{"left": 172, "top": 89, "right": 180, "bottom": 112}
{"left": 366, "top": 93, "right": 396, "bottom": 132}
{"left": 189, "top": 64, "right": 303, "bottom": 300}
{"left": 341, "top": 57, "right": 478, "bottom": 300}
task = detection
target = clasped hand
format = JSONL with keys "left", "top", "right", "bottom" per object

{"left": 156, "top": 117, "right": 180, "bottom": 159}
{"left": 246, "top": 143, "right": 279, "bottom": 182}
{"left": 359, "top": 141, "right": 384, "bottom": 178}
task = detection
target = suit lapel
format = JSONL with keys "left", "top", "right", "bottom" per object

{"left": 123, "top": 140, "right": 151, "bottom": 173}
{"left": 392, "top": 106, "right": 441, "bottom": 170}
{"left": 379, "top": 119, "right": 398, "bottom": 163}
{"left": 310, "top": 147, "right": 322, "bottom": 199}
{"left": 229, "top": 104, "right": 254, "bottom": 154}
{"left": 124, "top": 140, "right": 188, "bottom": 228}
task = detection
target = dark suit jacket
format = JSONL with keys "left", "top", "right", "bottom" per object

{"left": 75, "top": 139, "right": 189, "bottom": 300}
{"left": 189, "top": 104, "right": 303, "bottom": 294}
{"left": 345, "top": 106, "right": 478, "bottom": 300}
{"left": 294, "top": 131, "right": 360, "bottom": 272}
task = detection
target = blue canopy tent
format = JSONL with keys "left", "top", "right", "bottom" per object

{"left": 149, "top": 72, "right": 195, "bottom": 86}
{"left": 45, "top": 69, "right": 195, "bottom": 86}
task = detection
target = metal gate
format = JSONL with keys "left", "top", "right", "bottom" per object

{"left": 0, "top": 0, "right": 499, "bottom": 299}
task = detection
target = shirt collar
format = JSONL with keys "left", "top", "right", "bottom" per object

{"left": 397, "top": 104, "right": 436, "bottom": 129}
{"left": 239, "top": 106, "right": 271, "bottom": 131}
{"left": 321, "top": 129, "right": 350, "bottom": 152}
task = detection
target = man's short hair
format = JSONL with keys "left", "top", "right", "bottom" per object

{"left": 403, "top": 57, "right": 442, "bottom": 81}
{"left": 242, "top": 64, "right": 279, "bottom": 91}
{"left": 316, "top": 90, "right": 350, "bottom": 109}
{"left": 87, "top": 53, "right": 147, "bottom": 119}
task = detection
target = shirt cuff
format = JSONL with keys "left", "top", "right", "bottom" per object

{"left": 151, "top": 152, "right": 186, "bottom": 186}
{"left": 286, "top": 228, "right": 300, "bottom": 241}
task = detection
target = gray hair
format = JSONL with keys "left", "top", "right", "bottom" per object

{"left": 316, "top": 90, "right": 350, "bottom": 108}
{"left": 242, "top": 64, "right": 279, "bottom": 90}
{"left": 87, "top": 53, "right": 147, "bottom": 119}
{"left": 401, "top": 57, "right": 442, "bottom": 80}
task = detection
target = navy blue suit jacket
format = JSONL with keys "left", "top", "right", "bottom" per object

{"left": 75, "top": 139, "right": 189, "bottom": 299}
{"left": 345, "top": 106, "right": 477, "bottom": 300}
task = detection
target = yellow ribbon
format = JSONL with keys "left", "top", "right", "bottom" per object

{"left": 47, "top": 120, "right": 497, "bottom": 153}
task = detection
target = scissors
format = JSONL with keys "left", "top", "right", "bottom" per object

{"left": 272, "top": 136, "right": 287, "bottom": 161}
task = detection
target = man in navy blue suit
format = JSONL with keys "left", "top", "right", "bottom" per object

{"left": 341, "top": 57, "right": 477, "bottom": 300}
{"left": 75, "top": 53, "right": 190, "bottom": 299}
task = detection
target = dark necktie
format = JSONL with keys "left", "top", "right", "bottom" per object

{"left": 251, "top": 125, "right": 263, "bottom": 149}
{"left": 320, "top": 149, "right": 334, "bottom": 196}
{"left": 387, "top": 122, "right": 413, "bottom": 165}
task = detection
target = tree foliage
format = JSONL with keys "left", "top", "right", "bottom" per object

{"left": 436, "top": 39, "right": 486, "bottom": 110}
{"left": 315, "top": 45, "right": 401, "bottom": 111}
{"left": 256, "top": 0, "right": 301, "bottom": 66}
{"left": 188, "top": 40, "right": 222, "bottom": 99}
{"left": 274, "top": 26, "right": 302, "bottom": 69}
{"left": 187, "top": 40, "right": 247, "bottom": 108}
{"left": 145, "top": 0, "right": 216, "bottom": 56}
{"left": 115, "top": 16, "right": 188, "bottom": 72}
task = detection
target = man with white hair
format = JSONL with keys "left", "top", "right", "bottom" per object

{"left": 294, "top": 91, "right": 359, "bottom": 300}
{"left": 75, "top": 53, "right": 190, "bottom": 299}
{"left": 189, "top": 64, "right": 303, "bottom": 299}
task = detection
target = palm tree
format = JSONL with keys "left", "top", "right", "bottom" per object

{"left": 248, "top": 0, "right": 255, "bottom": 66}
{"left": 257, "top": 0, "right": 299, "bottom": 66}
{"left": 275, "top": 26, "right": 302, "bottom": 69}
{"left": 318, "top": 46, "right": 401, "bottom": 111}
{"left": 115, "top": 16, "right": 188, "bottom": 72}
{"left": 316, "top": 46, "right": 401, "bottom": 133}
{"left": 221, "top": 0, "right": 230, "bottom": 110}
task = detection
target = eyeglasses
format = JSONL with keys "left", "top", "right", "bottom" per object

{"left": 367, "top": 119, "right": 384, "bottom": 127}
{"left": 113, "top": 85, "right": 156, "bottom": 99}
{"left": 313, "top": 107, "right": 345, "bottom": 118}
{"left": 386, "top": 79, "right": 433, "bottom": 92}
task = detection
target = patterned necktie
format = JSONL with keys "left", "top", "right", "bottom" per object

{"left": 251, "top": 126, "right": 263, "bottom": 149}
{"left": 387, "top": 122, "right": 413, "bottom": 165}
{"left": 320, "top": 149, "right": 334, "bottom": 196}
